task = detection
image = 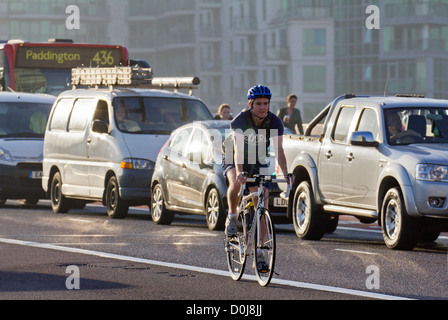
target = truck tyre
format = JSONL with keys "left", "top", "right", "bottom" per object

{"left": 381, "top": 187, "right": 419, "bottom": 250}
{"left": 292, "top": 181, "right": 326, "bottom": 240}
{"left": 105, "top": 176, "right": 129, "bottom": 219}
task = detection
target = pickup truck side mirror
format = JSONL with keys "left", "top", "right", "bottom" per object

{"left": 92, "top": 120, "right": 109, "bottom": 134}
{"left": 350, "top": 131, "right": 378, "bottom": 147}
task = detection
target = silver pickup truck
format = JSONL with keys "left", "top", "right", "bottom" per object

{"left": 281, "top": 94, "right": 448, "bottom": 250}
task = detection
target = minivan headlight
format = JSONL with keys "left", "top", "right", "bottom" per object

{"left": 416, "top": 164, "right": 448, "bottom": 182}
{"left": 120, "top": 158, "right": 154, "bottom": 170}
{"left": 0, "top": 147, "right": 12, "bottom": 161}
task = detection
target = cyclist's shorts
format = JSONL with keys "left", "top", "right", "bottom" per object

{"left": 222, "top": 162, "right": 270, "bottom": 188}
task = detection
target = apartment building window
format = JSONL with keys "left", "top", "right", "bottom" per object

{"left": 303, "top": 66, "right": 326, "bottom": 93}
{"left": 303, "top": 29, "right": 326, "bottom": 56}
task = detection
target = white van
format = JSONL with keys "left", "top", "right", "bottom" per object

{"left": 0, "top": 92, "right": 55, "bottom": 205}
{"left": 42, "top": 87, "right": 213, "bottom": 218}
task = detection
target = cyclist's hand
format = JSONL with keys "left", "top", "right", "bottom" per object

{"left": 237, "top": 172, "right": 247, "bottom": 184}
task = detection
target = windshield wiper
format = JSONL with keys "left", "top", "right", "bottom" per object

{"left": 1, "top": 132, "right": 43, "bottom": 138}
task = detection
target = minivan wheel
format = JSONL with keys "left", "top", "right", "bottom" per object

{"left": 205, "top": 188, "right": 225, "bottom": 231}
{"left": 381, "top": 187, "right": 419, "bottom": 250}
{"left": 105, "top": 176, "right": 129, "bottom": 219}
{"left": 151, "top": 183, "right": 174, "bottom": 225}
{"left": 50, "top": 172, "right": 70, "bottom": 213}
{"left": 292, "top": 181, "right": 326, "bottom": 240}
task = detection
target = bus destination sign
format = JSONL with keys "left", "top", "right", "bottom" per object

{"left": 16, "top": 46, "right": 123, "bottom": 68}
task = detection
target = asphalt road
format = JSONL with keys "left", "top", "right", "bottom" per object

{"left": 1, "top": 199, "right": 447, "bottom": 306}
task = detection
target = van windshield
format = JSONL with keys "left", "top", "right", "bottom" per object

{"left": 112, "top": 97, "right": 212, "bottom": 134}
{"left": 0, "top": 102, "right": 53, "bottom": 138}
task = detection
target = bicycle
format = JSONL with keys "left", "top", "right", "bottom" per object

{"left": 225, "top": 173, "right": 291, "bottom": 287}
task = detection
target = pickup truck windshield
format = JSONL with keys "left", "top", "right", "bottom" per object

{"left": 0, "top": 102, "right": 52, "bottom": 138}
{"left": 385, "top": 107, "right": 448, "bottom": 145}
{"left": 113, "top": 97, "right": 212, "bottom": 134}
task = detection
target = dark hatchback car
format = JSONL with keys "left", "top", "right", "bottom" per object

{"left": 150, "top": 120, "right": 288, "bottom": 231}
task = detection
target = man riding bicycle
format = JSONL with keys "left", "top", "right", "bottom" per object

{"left": 223, "top": 85, "right": 292, "bottom": 237}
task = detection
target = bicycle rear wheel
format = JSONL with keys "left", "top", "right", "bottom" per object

{"left": 254, "top": 208, "right": 276, "bottom": 286}
{"left": 225, "top": 213, "right": 247, "bottom": 281}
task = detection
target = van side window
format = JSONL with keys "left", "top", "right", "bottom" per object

{"left": 68, "top": 99, "right": 96, "bottom": 132}
{"left": 332, "top": 106, "right": 356, "bottom": 143}
{"left": 49, "top": 99, "right": 73, "bottom": 131}
{"left": 93, "top": 100, "right": 109, "bottom": 125}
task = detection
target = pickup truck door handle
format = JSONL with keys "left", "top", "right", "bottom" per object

{"left": 346, "top": 153, "right": 355, "bottom": 161}
{"left": 325, "top": 151, "right": 333, "bottom": 159}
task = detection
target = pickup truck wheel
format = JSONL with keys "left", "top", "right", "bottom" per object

{"left": 292, "top": 181, "right": 326, "bottom": 240}
{"left": 381, "top": 188, "right": 419, "bottom": 250}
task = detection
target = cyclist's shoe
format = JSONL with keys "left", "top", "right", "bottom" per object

{"left": 225, "top": 216, "right": 237, "bottom": 237}
{"left": 256, "top": 252, "right": 269, "bottom": 273}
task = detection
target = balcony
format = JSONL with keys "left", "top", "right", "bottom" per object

{"left": 232, "top": 16, "right": 258, "bottom": 35}
{"left": 383, "top": 2, "right": 448, "bottom": 24}
{"left": 385, "top": 39, "right": 447, "bottom": 56}
{"left": 264, "top": 47, "right": 290, "bottom": 65}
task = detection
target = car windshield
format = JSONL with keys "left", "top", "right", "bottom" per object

{"left": 112, "top": 97, "right": 212, "bottom": 134}
{"left": 0, "top": 101, "right": 53, "bottom": 138}
{"left": 385, "top": 107, "right": 448, "bottom": 145}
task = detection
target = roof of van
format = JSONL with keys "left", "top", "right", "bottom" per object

{"left": 57, "top": 88, "right": 201, "bottom": 100}
{"left": 338, "top": 95, "right": 448, "bottom": 110}
{"left": 0, "top": 91, "right": 56, "bottom": 103}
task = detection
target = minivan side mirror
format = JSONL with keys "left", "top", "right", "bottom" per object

{"left": 92, "top": 120, "right": 109, "bottom": 134}
{"left": 350, "top": 131, "right": 378, "bottom": 147}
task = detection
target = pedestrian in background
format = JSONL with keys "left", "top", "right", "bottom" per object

{"left": 277, "top": 94, "right": 303, "bottom": 135}
{"left": 214, "top": 104, "right": 233, "bottom": 120}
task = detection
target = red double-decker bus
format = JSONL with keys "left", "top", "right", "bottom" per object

{"left": 0, "top": 39, "right": 129, "bottom": 95}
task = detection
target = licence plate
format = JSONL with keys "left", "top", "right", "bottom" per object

{"left": 29, "top": 171, "right": 43, "bottom": 179}
{"left": 273, "top": 197, "right": 288, "bottom": 207}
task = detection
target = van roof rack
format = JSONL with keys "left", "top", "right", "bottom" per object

{"left": 395, "top": 94, "right": 425, "bottom": 98}
{"left": 71, "top": 66, "right": 200, "bottom": 95}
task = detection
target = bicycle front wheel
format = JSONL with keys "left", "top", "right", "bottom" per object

{"left": 254, "top": 208, "right": 276, "bottom": 287}
{"left": 225, "top": 214, "right": 246, "bottom": 281}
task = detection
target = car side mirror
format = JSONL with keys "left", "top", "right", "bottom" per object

{"left": 350, "top": 131, "right": 378, "bottom": 147}
{"left": 92, "top": 120, "right": 109, "bottom": 134}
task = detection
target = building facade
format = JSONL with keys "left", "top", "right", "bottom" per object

{"left": 1, "top": 0, "right": 447, "bottom": 120}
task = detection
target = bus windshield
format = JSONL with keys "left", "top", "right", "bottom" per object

{"left": 14, "top": 68, "right": 71, "bottom": 95}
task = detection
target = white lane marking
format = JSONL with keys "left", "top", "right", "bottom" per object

{"left": 68, "top": 219, "right": 92, "bottom": 223}
{"left": 0, "top": 237, "right": 412, "bottom": 300}
{"left": 335, "top": 249, "right": 379, "bottom": 255}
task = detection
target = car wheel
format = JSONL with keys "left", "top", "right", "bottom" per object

{"left": 151, "top": 183, "right": 174, "bottom": 225}
{"left": 50, "top": 172, "right": 70, "bottom": 213}
{"left": 292, "top": 181, "right": 326, "bottom": 240}
{"left": 205, "top": 188, "right": 225, "bottom": 231}
{"left": 105, "top": 176, "right": 129, "bottom": 219}
{"left": 381, "top": 187, "right": 419, "bottom": 250}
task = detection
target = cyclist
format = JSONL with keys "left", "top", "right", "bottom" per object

{"left": 223, "top": 85, "right": 292, "bottom": 238}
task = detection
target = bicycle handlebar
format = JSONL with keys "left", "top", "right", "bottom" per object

{"left": 238, "top": 173, "right": 293, "bottom": 199}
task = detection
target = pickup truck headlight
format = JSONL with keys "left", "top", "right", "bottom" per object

{"left": 0, "top": 147, "right": 13, "bottom": 161}
{"left": 120, "top": 158, "right": 154, "bottom": 170}
{"left": 416, "top": 164, "right": 448, "bottom": 182}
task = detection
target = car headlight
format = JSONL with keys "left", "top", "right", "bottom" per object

{"left": 416, "top": 164, "right": 448, "bottom": 182}
{"left": 120, "top": 158, "right": 154, "bottom": 170}
{"left": 0, "top": 147, "right": 13, "bottom": 161}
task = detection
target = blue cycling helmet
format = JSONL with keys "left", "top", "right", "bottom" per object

{"left": 247, "top": 85, "right": 272, "bottom": 100}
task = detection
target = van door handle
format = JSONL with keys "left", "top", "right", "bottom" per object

{"left": 182, "top": 163, "right": 187, "bottom": 169}
{"left": 346, "top": 153, "right": 355, "bottom": 161}
{"left": 87, "top": 138, "right": 91, "bottom": 143}
{"left": 325, "top": 151, "right": 333, "bottom": 159}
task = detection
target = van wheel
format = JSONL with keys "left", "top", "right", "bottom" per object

{"left": 381, "top": 187, "right": 419, "bottom": 250}
{"left": 151, "top": 183, "right": 174, "bottom": 225}
{"left": 205, "top": 188, "right": 225, "bottom": 231}
{"left": 50, "top": 172, "right": 70, "bottom": 213}
{"left": 292, "top": 181, "right": 326, "bottom": 240}
{"left": 105, "top": 176, "right": 129, "bottom": 219}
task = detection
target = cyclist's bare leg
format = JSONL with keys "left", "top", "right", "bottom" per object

{"left": 226, "top": 168, "right": 241, "bottom": 215}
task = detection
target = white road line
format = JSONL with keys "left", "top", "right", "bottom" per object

{"left": 335, "top": 249, "right": 379, "bottom": 255}
{"left": 0, "top": 237, "right": 412, "bottom": 300}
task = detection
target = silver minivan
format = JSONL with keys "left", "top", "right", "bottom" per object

{"left": 42, "top": 87, "right": 213, "bottom": 218}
